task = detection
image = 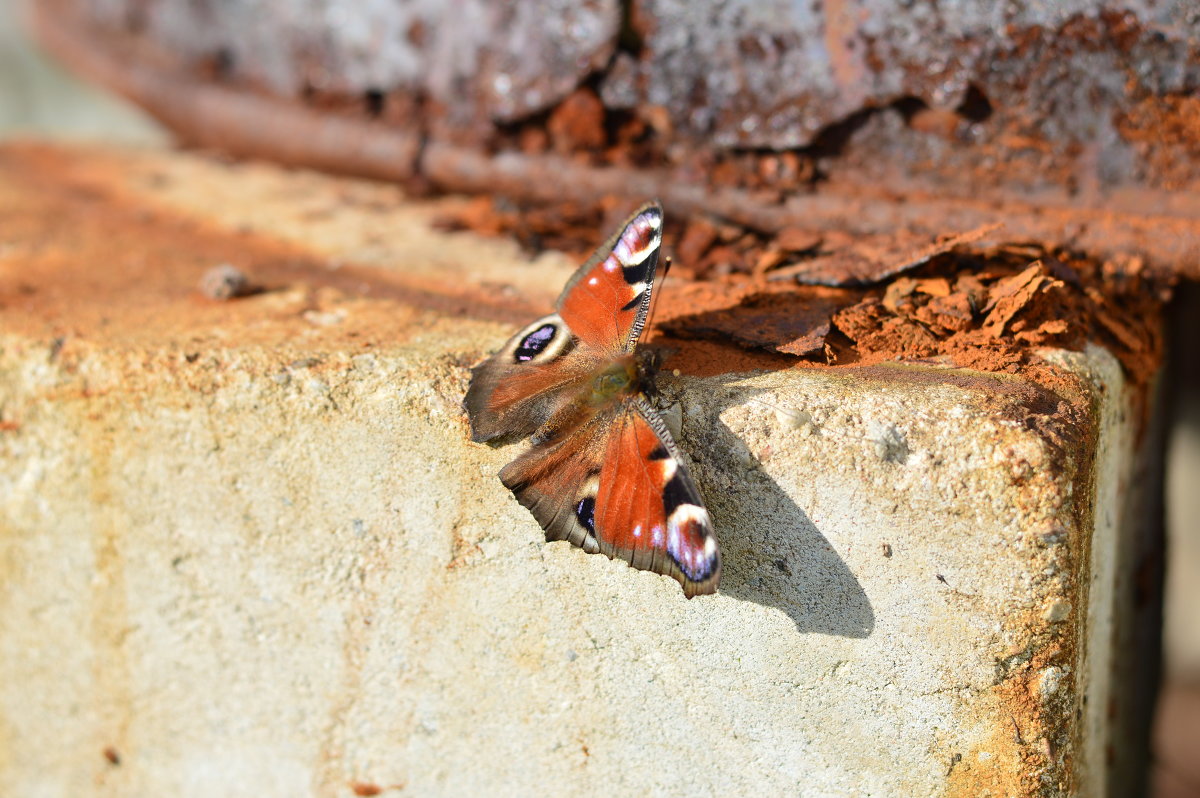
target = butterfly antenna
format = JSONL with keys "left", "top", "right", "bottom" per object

{"left": 645, "top": 254, "right": 672, "bottom": 335}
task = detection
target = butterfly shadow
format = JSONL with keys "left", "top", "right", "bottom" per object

{"left": 683, "top": 397, "right": 875, "bottom": 639}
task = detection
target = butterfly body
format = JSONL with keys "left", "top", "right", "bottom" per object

{"left": 465, "top": 203, "right": 720, "bottom": 597}
{"left": 587, "top": 357, "right": 638, "bottom": 404}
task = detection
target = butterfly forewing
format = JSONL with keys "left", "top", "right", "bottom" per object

{"left": 464, "top": 313, "right": 593, "bottom": 443}
{"left": 556, "top": 202, "right": 662, "bottom": 354}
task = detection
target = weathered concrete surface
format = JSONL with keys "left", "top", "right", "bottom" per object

{"left": 0, "top": 143, "right": 1157, "bottom": 796}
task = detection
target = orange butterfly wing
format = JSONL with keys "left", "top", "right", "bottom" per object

{"left": 594, "top": 398, "right": 719, "bottom": 596}
{"left": 556, "top": 202, "right": 662, "bottom": 353}
{"left": 465, "top": 202, "right": 662, "bottom": 441}
{"left": 499, "top": 397, "right": 719, "bottom": 597}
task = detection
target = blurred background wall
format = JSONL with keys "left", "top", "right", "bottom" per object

{"left": 0, "top": 0, "right": 163, "bottom": 142}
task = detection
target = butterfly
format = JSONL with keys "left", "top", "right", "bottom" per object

{"left": 464, "top": 202, "right": 720, "bottom": 597}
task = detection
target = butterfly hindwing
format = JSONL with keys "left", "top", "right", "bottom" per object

{"left": 594, "top": 397, "right": 719, "bottom": 597}
{"left": 497, "top": 397, "right": 719, "bottom": 597}
{"left": 498, "top": 419, "right": 607, "bottom": 553}
{"left": 556, "top": 202, "right": 663, "bottom": 354}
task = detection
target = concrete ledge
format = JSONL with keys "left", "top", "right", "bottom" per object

{"left": 0, "top": 143, "right": 1158, "bottom": 796}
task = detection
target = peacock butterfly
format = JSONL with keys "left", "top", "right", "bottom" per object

{"left": 464, "top": 202, "right": 720, "bottom": 597}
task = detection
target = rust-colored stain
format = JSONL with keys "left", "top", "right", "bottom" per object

{"left": 1117, "top": 93, "right": 1200, "bottom": 192}
{"left": 933, "top": 366, "right": 1097, "bottom": 798}
{"left": 0, "top": 142, "right": 802, "bottom": 387}
{"left": 658, "top": 285, "right": 858, "bottom": 358}
{"left": 440, "top": 194, "right": 1163, "bottom": 412}
{"left": 24, "top": 137, "right": 1149, "bottom": 398}
{"left": 767, "top": 222, "right": 1003, "bottom": 286}
{"left": 0, "top": 129, "right": 1137, "bottom": 420}
{"left": 0, "top": 143, "right": 539, "bottom": 354}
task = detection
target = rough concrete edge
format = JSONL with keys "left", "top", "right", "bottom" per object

{"left": 1039, "top": 343, "right": 1130, "bottom": 798}
{"left": 1110, "top": 357, "right": 1167, "bottom": 798}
